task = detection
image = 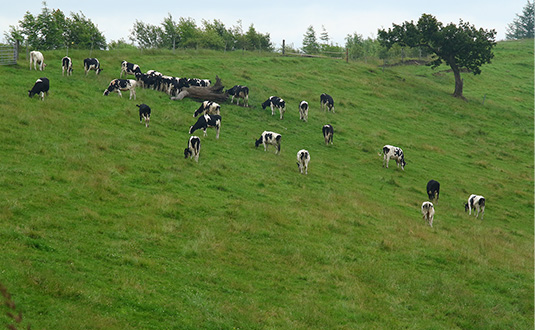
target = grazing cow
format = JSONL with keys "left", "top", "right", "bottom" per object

{"left": 28, "top": 77, "right": 50, "bottom": 101}
{"left": 226, "top": 85, "right": 249, "bottom": 106}
{"left": 299, "top": 101, "right": 309, "bottom": 122}
{"left": 296, "top": 149, "right": 310, "bottom": 175}
{"left": 62, "top": 56, "right": 73, "bottom": 76}
{"left": 189, "top": 114, "right": 221, "bottom": 139}
{"left": 193, "top": 101, "right": 221, "bottom": 117}
{"left": 184, "top": 136, "right": 201, "bottom": 162}
{"left": 465, "top": 194, "right": 485, "bottom": 220}
{"left": 426, "top": 180, "right": 440, "bottom": 201}
{"left": 120, "top": 61, "right": 142, "bottom": 78}
{"left": 381, "top": 145, "right": 406, "bottom": 170}
{"left": 29, "top": 51, "right": 46, "bottom": 71}
{"left": 320, "top": 93, "right": 335, "bottom": 113}
{"left": 421, "top": 201, "right": 435, "bottom": 227}
{"left": 137, "top": 104, "right": 151, "bottom": 127}
{"left": 322, "top": 124, "right": 334, "bottom": 145}
{"left": 255, "top": 131, "right": 282, "bottom": 155}
{"left": 84, "top": 58, "right": 102, "bottom": 75}
{"left": 103, "top": 79, "right": 137, "bottom": 100}
{"left": 262, "top": 96, "right": 286, "bottom": 120}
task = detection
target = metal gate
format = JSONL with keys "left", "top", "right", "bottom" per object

{"left": 0, "top": 44, "right": 17, "bottom": 65}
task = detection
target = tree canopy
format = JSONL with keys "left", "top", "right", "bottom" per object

{"left": 506, "top": 0, "right": 534, "bottom": 40}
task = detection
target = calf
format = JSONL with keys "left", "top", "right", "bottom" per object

{"left": 465, "top": 194, "right": 485, "bottom": 220}
{"left": 320, "top": 93, "right": 335, "bottom": 113}
{"left": 120, "top": 61, "right": 142, "bottom": 78}
{"left": 193, "top": 101, "right": 221, "bottom": 117}
{"left": 29, "top": 51, "right": 46, "bottom": 71}
{"left": 296, "top": 149, "right": 310, "bottom": 175}
{"left": 62, "top": 56, "right": 73, "bottom": 76}
{"left": 255, "top": 131, "right": 281, "bottom": 155}
{"left": 426, "top": 180, "right": 440, "bottom": 201}
{"left": 262, "top": 96, "right": 286, "bottom": 120}
{"left": 184, "top": 136, "right": 201, "bottom": 162}
{"left": 84, "top": 58, "right": 102, "bottom": 75}
{"left": 381, "top": 145, "right": 406, "bottom": 170}
{"left": 28, "top": 77, "right": 50, "bottom": 101}
{"left": 137, "top": 104, "right": 151, "bottom": 127}
{"left": 421, "top": 201, "right": 435, "bottom": 227}
{"left": 103, "top": 79, "right": 137, "bottom": 100}
{"left": 322, "top": 124, "right": 334, "bottom": 145}
{"left": 299, "top": 101, "right": 309, "bottom": 122}
{"left": 226, "top": 85, "right": 249, "bottom": 107}
{"left": 189, "top": 114, "right": 221, "bottom": 139}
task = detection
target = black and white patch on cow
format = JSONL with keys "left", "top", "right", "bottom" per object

{"left": 136, "top": 104, "right": 151, "bottom": 127}
{"left": 421, "top": 201, "right": 435, "bottom": 227}
{"left": 465, "top": 194, "right": 485, "bottom": 220}
{"left": 322, "top": 124, "right": 334, "bottom": 145}
{"left": 381, "top": 145, "right": 406, "bottom": 170}
{"left": 262, "top": 96, "right": 286, "bottom": 120}
{"left": 193, "top": 101, "right": 221, "bottom": 117}
{"left": 28, "top": 77, "right": 50, "bottom": 101}
{"left": 255, "top": 131, "right": 282, "bottom": 155}
{"left": 189, "top": 114, "right": 221, "bottom": 139}
{"left": 184, "top": 136, "right": 201, "bottom": 162}
{"left": 320, "top": 93, "right": 335, "bottom": 113}
{"left": 62, "top": 56, "right": 72, "bottom": 76}
{"left": 84, "top": 58, "right": 102, "bottom": 75}
{"left": 296, "top": 149, "right": 310, "bottom": 175}
{"left": 103, "top": 79, "right": 137, "bottom": 100}
{"left": 226, "top": 85, "right": 249, "bottom": 107}
{"left": 120, "top": 61, "right": 142, "bottom": 78}
{"left": 299, "top": 101, "right": 309, "bottom": 122}
{"left": 29, "top": 51, "right": 46, "bottom": 71}
{"left": 426, "top": 180, "right": 440, "bottom": 201}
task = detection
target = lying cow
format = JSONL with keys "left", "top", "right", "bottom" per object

{"left": 189, "top": 114, "right": 221, "bottom": 139}
{"left": 120, "top": 61, "right": 142, "bottom": 78}
{"left": 29, "top": 51, "right": 46, "bottom": 71}
{"left": 426, "top": 180, "right": 440, "bottom": 201}
{"left": 381, "top": 145, "right": 406, "bottom": 170}
{"left": 262, "top": 96, "right": 286, "bottom": 120}
{"left": 320, "top": 93, "right": 335, "bottom": 113}
{"left": 226, "top": 85, "right": 249, "bottom": 107}
{"left": 188, "top": 78, "right": 211, "bottom": 87}
{"left": 296, "top": 149, "right": 310, "bottom": 175}
{"left": 299, "top": 101, "right": 309, "bottom": 122}
{"left": 255, "top": 131, "right": 281, "bottom": 155}
{"left": 28, "top": 77, "right": 50, "bottom": 100}
{"left": 103, "top": 79, "right": 137, "bottom": 100}
{"left": 323, "top": 124, "right": 334, "bottom": 145}
{"left": 465, "top": 194, "right": 485, "bottom": 220}
{"left": 84, "top": 58, "right": 102, "bottom": 75}
{"left": 62, "top": 56, "right": 73, "bottom": 76}
{"left": 193, "top": 101, "right": 220, "bottom": 117}
{"left": 137, "top": 104, "right": 151, "bottom": 127}
{"left": 421, "top": 201, "right": 435, "bottom": 227}
{"left": 184, "top": 136, "right": 201, "bottom": 162}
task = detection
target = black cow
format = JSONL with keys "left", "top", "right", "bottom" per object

{"left": 189, "top": 114, "right": 221, "bottom": 139}
{"left": 226, "top": 85, "right": 249, "bottom": 107}
{"left": 137, "top": 104, "right": 151, "bottom": 127}
{"left": 322, "top": 124, "right": 334, "bottom": 145}
{"left": 262, "top": 96, "right": 286, "bottom": 120}
{"left": 426, "top": 180, "right": 440, "bottom": 201}
{"left": 120, "top": 61, "right": 142, "bottom": 78}
{"left": 62, "top": 56, "right": 73, "bottom": 76}
{"left": 320, "top": 93, "right": 335, "bottom": 113}
{"left": 103, "top": 79, "right": 137, "bottom": 100}
{"left": 84, "top": 58, "right": 102, "bottom": 75}
{"left": 28, "top": 77, "right": 49, "bottom": 100}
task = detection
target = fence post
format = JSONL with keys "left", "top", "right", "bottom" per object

{"left": 282, "top": 39, "right": 285, "bottom": 55}
{"left": 346, "top": 48, "right": 348, "bottom": 63}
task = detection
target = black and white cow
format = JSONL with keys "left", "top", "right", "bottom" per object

{"left": 84, "top": 58, "right": 102, "bottom": 75}
{"left": 184, "top": 136, "right": 201, "bottom": 162}
{"left": 103, "top": 79, "right": 137, "bottom": 100}
{"left": 137, "top": 104, "right": 151, "bottom": 127}
{"left": 465, "top": 194, "right": 485, "bottom": 220}
{"left": 120, "top": 61, "right": 142, "bottom": 78}
{"left": 28, "top": 77, "right": 50, "bottom": 100}
{"left": 262, "top": 96, "right": 286, "bottom": 120}
{"left": 188, "top": 78, "right": 211, "bottom": 87}
{"left": 62, "top": 56, "right": 72, "bottom": 76}
{"left": 226, "top": 85, "right": 249, "bottom": 107}
{"left": 320, "top": 93, "right": 335, "bottom": 113}
{"left": 193, "top": 101, "right": 221, "bottom": 117}
{"left": 299, "top": 101, "right": 309, "bottom": 122}
{"left": 255, "top": 131, "right": 281, "bottom": 155}
{"left": 381, "top": 145, "right": 406, "bottom": 170}
{"left": 426, "top": 180, "right": 440, "bottom": 201}
{"left": 322, "top": 124, "right": 334, "bottom": 145}
{"left": 421, "top": 201, "right": 435, "bottom": 227}
{"left": 29, "top": 51, "right": 46, "bottom": 71}
{"left": 189, "top": 114, "right": 221, "bottom": 139}
{"left": 296, "top": 149, "right": 310, "bottom": 175}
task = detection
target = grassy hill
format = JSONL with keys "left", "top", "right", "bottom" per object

{"left": 0, "top": 40, "right": 533, "bottom": 329}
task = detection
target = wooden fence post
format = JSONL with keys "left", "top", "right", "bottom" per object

{"left": 282, "top": 39, "right": 285, "bottom": 55}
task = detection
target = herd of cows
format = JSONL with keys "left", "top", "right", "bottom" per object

{"left": 25, "top": 50, "right": 487, "bottom": 226}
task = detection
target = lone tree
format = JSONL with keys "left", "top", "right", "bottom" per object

{"left": 378, "top": 14, "right": 497, "bottom": 99}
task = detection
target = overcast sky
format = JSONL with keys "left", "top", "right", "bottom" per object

{"left": 0, "top": 0, "right": 526, "bottom": 48}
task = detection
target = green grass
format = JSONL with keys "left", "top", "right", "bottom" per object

{"left": 0, "top": 40, "right": 533, "bottom": 329}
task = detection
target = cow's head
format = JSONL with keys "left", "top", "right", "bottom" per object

{"left": 464, "top": 203, "right": 470, "bottom": 212}
{"left": 254, "top": 137, "right": 263, "bottom": 148}
{"left": 184, "top": 148, "right": 192, "bottom": 158}
{"left": 28, "top": 90, "right": 35, "bottom": 98}
{"left": 261, "top": 99, "right": 270, "bottom": 110}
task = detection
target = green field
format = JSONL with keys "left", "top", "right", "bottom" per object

{"left": 0, "top": 40, "right": 533, "bottom": 329}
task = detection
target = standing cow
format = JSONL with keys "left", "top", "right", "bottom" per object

{"left": 137, "top": 104, "right": 151, "bottom": 127}
{"left": 103, "top": 79, "right": 137, "bottom": 100}
{"left": 226, "top": 85, "right": 249, "bottom": 107}
{"left": 189, "top": 114, "right": 221, "bottom": 139}
{"left": 62, "top": 56, "right": 73, "bottom": 76}
{"left": 28, "top": 77, "right": 50, "bottom": 101}
{"left": 29, "top": 51, "right": 46, "bottom": 71}
{"left": 381, "top": 145, "right": 406, "bottom": 170}
{"left": 465, "top": 194, "right": 486, "bottom": 220}
{"left": 184, "top": 136, "right": 201, "bottom": 162}
{"left": 296, "top": 149, "right": 310, "bottom": 175}
{"left": 322, "top": 124, "right": 334, "bottom": 145}
{"left": 84, "top": 58, "right": 102, "bottom": 75}
{"left": 299, "top": 101, "right": 309, "bottom": 122}
{"left": 262, "top": 96, "right": 286, "bottom": 120}
{"left": 255, "top": 131, "right": 282, "bottom": 155}
{"left": 320, "top": 93, "right": 335, "bottom": 113}
{"left": 193, "top": 101, "right": 221, "bottom": 117}
{"left": 426, "top": 180, "right": 440, "bottom": 201}
{"left": 421, "top": 201, "right": 435, "bottom": 227}
{"left": 120, "top": 61, "right": 142, "bottom": 78}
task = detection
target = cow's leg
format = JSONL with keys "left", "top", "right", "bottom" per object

{"left": 480, "top": 207, "right": 484, "bottom": 220}
{"left": 271, "top": 105, "right": 275, "bottom": 116}
{"left": 203, "top": 128, "right": 207, "bottom": 137}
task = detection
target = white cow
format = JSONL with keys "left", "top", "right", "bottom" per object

{"left": 421, "top": 201, "right": 435, "bottom": 227}
{"left": 255, "top": 131, "right": 282, "bottom": 154}
{"left": 465, "top": 194, "right": 485, "bottom": 220}
{"left": 381, "top": 145, "right": 406, "bottom": 170}
{"left": 29, "top": 51, "right": 46, "bottom": 71}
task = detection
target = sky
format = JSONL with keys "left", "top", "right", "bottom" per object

{"left": 0, "top": 0, "right": 527, "bottom": 48}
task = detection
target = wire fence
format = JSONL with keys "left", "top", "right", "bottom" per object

{"left": 0, "top": 44, "right": 17, "bottom": 65}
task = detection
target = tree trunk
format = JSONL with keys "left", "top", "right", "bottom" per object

{"left": 170, "top": 75, "right": 229, "bottom": 102}
{"left": 451, "top": 65, "right": 465, "bottom": 99}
